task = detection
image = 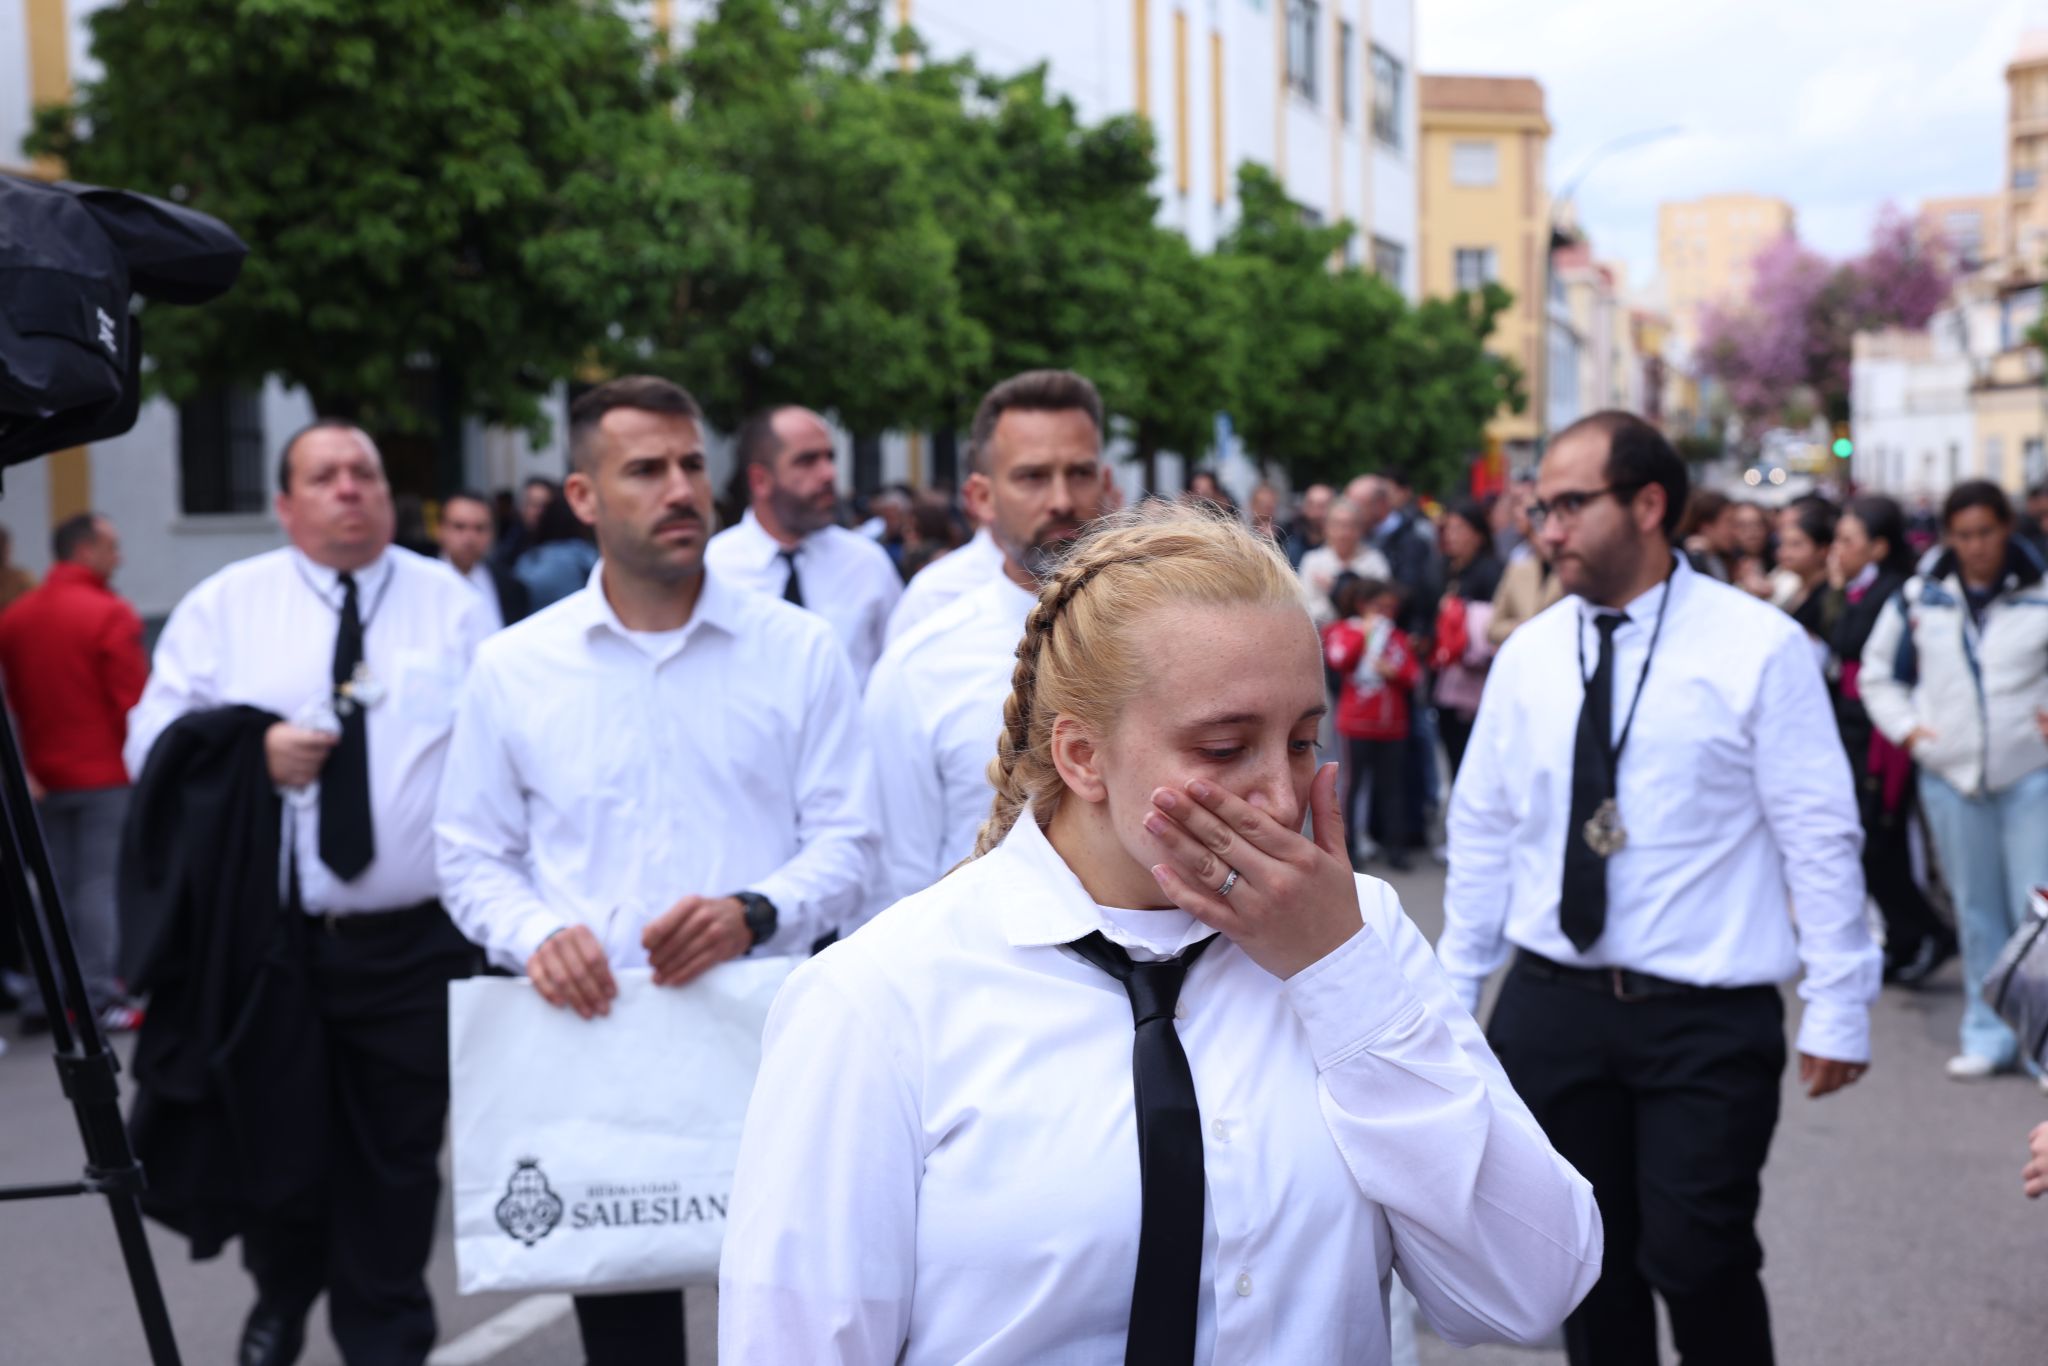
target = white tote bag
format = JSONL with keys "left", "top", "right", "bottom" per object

{"left": 447, "top": 961, "right": 793, "bottom": 1296}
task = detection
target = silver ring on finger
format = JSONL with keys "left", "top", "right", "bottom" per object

{"left": 1216, "top": 867, "right": 1241, "bottom": 897}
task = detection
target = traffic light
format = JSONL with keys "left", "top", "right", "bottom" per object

{"left": 1831, "top": 423, "right": 1853, "bottom": 460}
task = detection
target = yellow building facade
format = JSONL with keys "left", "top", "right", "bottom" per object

{"left": 1418, "top": 74, "right": 1549, "bottom": 459}
{"left": 1656, "top": 193, "right": 1795, "bottom": 348}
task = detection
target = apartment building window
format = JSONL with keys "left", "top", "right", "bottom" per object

{"left": 1450, "top": 140, "right": 1498, "bottom": 187}
{"left": 1369, "top": 45, "right": 1403, "bottom": 149}
{"left": 1339, "top": 21, "right": 1355, "bottom": 123}
{"left": 1453, "top": 247, "right": 1498, "bottom": 291}
{"left": 2026, "top": 436, "right": 2046, "bottom": 485}
{"left": 1372, "top": 236, "right": 1406, "bottom": 284}
{"left": 178, "top": 386, "right": 267, "bottom": 515}
{"left": 1285, "top": 0, "right": 1319, "bottom": 102}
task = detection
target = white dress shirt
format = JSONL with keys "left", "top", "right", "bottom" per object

{"left": 125, "top": 546, "right": 490, "bottom": 915}
{"left": 861, "top": 573, "right": 1035, "bottom": 915}
{"left": 705, "top": 508, "right": 903, "bottom": 685}
{"left": 1439, "top": 554, "right": 1881, "bottom": 1062}
{"left": 459, "top": 559, "right": 506, "bottom": 633}
{"left": 1299, "top": 542, "right": 1393, "bottom": 627}
{"left": 720, "top": 812, "right": 1602, "bottom": 1364}
{"left": 434, "top": 565, "right": 878, "bottom": 971}
{"left": 885, "top": 526, "right": 1005, "bottom": 643}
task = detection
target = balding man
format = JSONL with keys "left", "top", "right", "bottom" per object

{"left": 705, "top": 405, "right": 902, "bottom": 684}
{"left": 125, "top": 420, "right": 490, "bottom": 1366}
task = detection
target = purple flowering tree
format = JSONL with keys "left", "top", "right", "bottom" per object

{"left": 1695, "top": 205, "right": 1951, "bottom": 429}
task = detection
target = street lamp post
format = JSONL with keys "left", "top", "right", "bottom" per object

{"left": 1534, "top": 125, "right": 1683, "bottom": 453}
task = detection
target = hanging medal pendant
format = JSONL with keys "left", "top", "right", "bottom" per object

{"left": 1583, "top": 797, "right": 1628, "bottom": 858}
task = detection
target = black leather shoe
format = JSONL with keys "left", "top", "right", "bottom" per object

{"left": 237, "top": 1302, "right": 307, "bottom": 1366}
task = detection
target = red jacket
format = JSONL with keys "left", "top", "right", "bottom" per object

{"left": 0, "top": 562, "right": 149, "bottom": 790}
{"left": 1323, "top": 615, "right": 1418, "bottom": 742}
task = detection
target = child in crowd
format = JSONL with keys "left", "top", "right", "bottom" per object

{"left": 1322, "top": 575, "right": 1419, "bottom": 871}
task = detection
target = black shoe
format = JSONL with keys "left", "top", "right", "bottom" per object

{"left": 1891, "top": 930, "right": 1958, "bottom": 988}
{"left": 237, "top": 1301, "right": 307, "bottom": 1366}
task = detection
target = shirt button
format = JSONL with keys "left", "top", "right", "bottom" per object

{"left": 1210, "top": 1118, "right": 1231, "bottom": 1143}
{"left": 1236, "top": 1271, "right": 1253, "bottom": 1298}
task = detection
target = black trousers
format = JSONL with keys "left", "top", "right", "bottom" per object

{"left": 1344, "top": 737, "right": 1411, "bottom": 858}
{"left": 241, "top": 904, "right": 480, "bottom": 1366}
{"left": 1487, "top": 960, "right": 1786, "bottom": 1366}
{"left": 574, "top": 1289, "right": 687, "bottom": 1364}
{"left": 1859, "top": 781, "right": 1945, "bottom": 957}
{"left": 1439, "top": 710, "right": 1477, "bottom": 782}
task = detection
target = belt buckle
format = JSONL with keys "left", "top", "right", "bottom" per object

{"left": 1610, "top": 967, "right": 1648, "bottom": 1003}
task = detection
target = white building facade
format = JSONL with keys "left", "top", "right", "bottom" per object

{"left": 1849, "top": 324, "right": 1977, "bottom": 500}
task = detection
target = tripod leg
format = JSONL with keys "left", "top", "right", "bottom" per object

{"left": 0, "top": 687, "right": 185, "bottom": 1366}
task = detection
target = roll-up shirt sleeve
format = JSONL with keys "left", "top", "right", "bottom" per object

{"left": 1282, "top": 879, "right": 1603, "bottom": 1347}
{"left": 1752, "top": 631, "right": 1880, "bottom": 1062}
{"left": 746, "top": 632, "right": 879, "bottom": 953}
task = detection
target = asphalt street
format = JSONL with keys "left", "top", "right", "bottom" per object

{"left": 3, "top": 858, "right": 2043, "bottom": 1364}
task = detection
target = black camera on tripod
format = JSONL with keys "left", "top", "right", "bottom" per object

{"left": 0, "top": 170, "right": 246, "bottom": 1366}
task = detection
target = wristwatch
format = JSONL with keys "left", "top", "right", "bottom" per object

{"left": 733, "top": 891, "right": 778, "bottom": 952}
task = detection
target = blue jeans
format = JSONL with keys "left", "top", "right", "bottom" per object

{"left": 1918, "top": 767, "right": 2048, "bottom": 1067}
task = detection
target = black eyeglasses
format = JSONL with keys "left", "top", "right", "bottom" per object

{"left": 1529, "top": 484, "right": 1642, "bottom": 531}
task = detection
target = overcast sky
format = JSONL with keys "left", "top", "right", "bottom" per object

{"left": 1416, "top": 0, "right": 2045, "bottom": 296}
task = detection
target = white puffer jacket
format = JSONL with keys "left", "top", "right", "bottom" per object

{"left": 1859, "top": 545, "right": 2048, "bottom": 797}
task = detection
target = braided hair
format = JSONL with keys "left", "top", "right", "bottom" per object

{"left": 969, "top": 499, "right": 1304, "bottom": 858}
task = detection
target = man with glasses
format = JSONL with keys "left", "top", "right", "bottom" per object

{"left": 1438, "top": 410, "right": 1879, "bottom": 1366}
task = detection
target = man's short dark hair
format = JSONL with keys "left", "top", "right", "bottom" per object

{"left": 1942, "top": 479, "right": 2013, "bottom": 528}
{"left": 521, "top": 475, "right": 556, "bottom": 496}
{"left": 51, "top": 512, "right": 103, "bottom": 562}
{"left": 277, "top": 417, "right": 373, "bottom": 494}
{"left": 442, "top": 488, "right": 493, "bottom": 520}
{"left": 967, "top": 370, "right": 1104, "bottom": 475}
{"left": 568, "top": 375, "right": 703, "bottom": 474}
{"left": 1554, "top": 410, "right": 1689, "bottom": 538}
{"left": 732, "top": 405, "right": 800, "bottom": 480}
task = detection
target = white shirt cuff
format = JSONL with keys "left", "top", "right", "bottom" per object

{"left": 505, "top": 910, "right": 572, "bottom": 972}
{"left": 1793, "top": 999, "right": 1871, "bottom": 1065}
{"left": 1280, "top": 925, "right": 1426, "bottom": 1070}
{"left": 1448, "top": 973, "right": 1485, "bottom": 1019}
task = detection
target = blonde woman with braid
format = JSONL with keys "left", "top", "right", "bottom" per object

{"left": 720, "top": 503, "right": 1601, "bottom": 1365}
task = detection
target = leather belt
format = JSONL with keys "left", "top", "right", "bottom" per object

{"left": 1513, "top": 949, "right": 1757, "bottom": 1003}
{"left": 314, "top": 900, "right": 442, "bottom": 938}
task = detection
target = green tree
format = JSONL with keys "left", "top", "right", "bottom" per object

{"left": 1220, "top": 166, "right": 1518, "bottom": 491}
{"left": 32, "top": 0, "right": 726, "bottom": 445}
{"left": 878, "top": 50, "right": 1233, "bottom": 469}
{"left": 655, "top": 0, "right": 984, "bottom": 436}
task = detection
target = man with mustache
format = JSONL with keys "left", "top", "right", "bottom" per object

{"left": 705, "top": 404, "right": 902, "bottom": 685}
{"left": 436, "top": 375, "right": 877, "bottom": 1363}
{"left": 862, "top": 370, "right": 1110, "bottom": 916}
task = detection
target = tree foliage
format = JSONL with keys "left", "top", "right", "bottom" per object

{"left": 33, "top": 0, "right": 722, "bottom": 439}
{"left": 1219, "top": 167, "right": 1519, "bottom": 490}
{"left": 33, "top": 0, "right": 1520, "bottom": 494}
{"left": 1696, "top": 206, "right": 1952, "bottom": 430}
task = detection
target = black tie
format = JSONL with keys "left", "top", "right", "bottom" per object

{"left": 1067, "top": 930, "right": 1218, "bottom": 1366}
{"left": 320, "top": 571, "right": 375, "bottom": 881}
{"left": 1561, "top": 613, "right": 1624, "bottom": 951}
{"left": 778, "top": 548, "right": 804, "bottom": 607}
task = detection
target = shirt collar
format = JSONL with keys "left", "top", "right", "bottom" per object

{"left": 737, "top": 508, "right": 808, "bottom": 565}
{"left": 290, "top": 546, "right": 393, "bottom": 603}
{"left": 1577, "top": 549, "right": 1689, "bottom": 628}
{"left": 1847, "top": 562, "right": 1879, "bottom": 595}
{"left": 987, "top": 808, "right": 1211, "bottom": 956}
{"left": 568, "top": 560, "right": 745, "bottom": 646}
